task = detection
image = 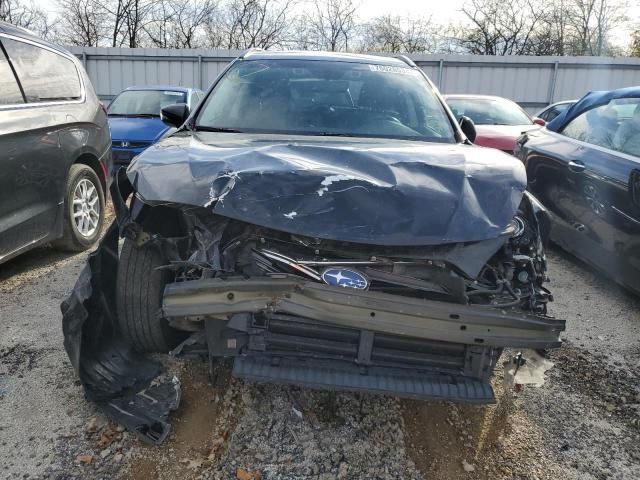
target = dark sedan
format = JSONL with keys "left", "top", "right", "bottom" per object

{"left": 518, "top": 87, "right": 640, "bottom": 294}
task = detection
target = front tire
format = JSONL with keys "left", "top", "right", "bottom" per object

{"left": 116, "top": 238, "right": 184, "bottom": 352}
{"left": 55, "top": 164, "right": 105, "bottom": 251}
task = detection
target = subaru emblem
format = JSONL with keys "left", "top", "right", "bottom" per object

{"left": 321, "top": 268, "right": 369, "bottom": 290}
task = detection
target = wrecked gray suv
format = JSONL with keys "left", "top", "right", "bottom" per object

{"left": 62, "top": 51, "right": 565, "bottom": 444}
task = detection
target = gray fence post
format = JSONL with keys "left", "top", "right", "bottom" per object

{"left": 547, "top": 61, "right": 559, "bottom": 105}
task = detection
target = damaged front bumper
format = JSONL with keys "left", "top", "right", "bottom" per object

{"left": 61, "top": 169, "right": 566, "bottom": 445}
{"left": 162, "top": 276, "right": 564, "bottom": 403}
{"left": 163, "top": 277, "right": 564, "bottom": 349}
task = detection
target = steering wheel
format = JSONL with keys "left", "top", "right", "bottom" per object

{"left": 303, "top": 104, "right": 339, "bottom": 129}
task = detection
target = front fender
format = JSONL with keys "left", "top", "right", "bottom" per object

{"left": 521, "top": 190, "right": 552, "bottom": 247}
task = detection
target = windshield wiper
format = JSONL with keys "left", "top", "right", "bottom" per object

{"left": 316, "top": 132, "right": 357, "bottom": 137}
{"left": 194, "top": 126, "right": 244, "bottom": 133}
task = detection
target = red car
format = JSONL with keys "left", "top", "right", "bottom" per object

{"left": 444, "top": 95, "right": 544, "bottom": 154}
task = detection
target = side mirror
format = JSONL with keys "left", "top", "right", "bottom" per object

{"left": 458, "top": 116, "right": 476, "bottom": 143}
{"left": 161, "top": 103, "right": 190, "bottom": 128}
{"left": 533, "top": 117, "right": 546, "bottom": 126}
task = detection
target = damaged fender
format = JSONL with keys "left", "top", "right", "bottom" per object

{"left": 60, "top": 179, "right": 181, "bottom": 445}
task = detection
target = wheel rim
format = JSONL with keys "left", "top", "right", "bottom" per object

{"left": 72, "top": 178, "right": 100, "bottom": 237}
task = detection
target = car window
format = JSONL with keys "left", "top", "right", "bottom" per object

{"left": 545, "top": 103, "right": 572, "bottom": 122}
{"left": 108, "top": 90, "right": 187, "bottom": 117}
{"left": 446, "top": 97, "right": 532, "bottom": 126}
{"left": 0, "top": 45, "right": 24, "bottom": 105}
{"left": 2, "top": 38, "right": 81, "bottom": 103}
{"left": 546, "top": 107, "right": 559, "bottom": 121}
{"left": 562, "top": 98, "right": 640, "bottom": 157}
{"left": 196, "top": 59, "right": 455, "bottom": 143}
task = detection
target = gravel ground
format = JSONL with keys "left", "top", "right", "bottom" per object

{"left": 1, "top": 233, "right": 639, "bottom": 480}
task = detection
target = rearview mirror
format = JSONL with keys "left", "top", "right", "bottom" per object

{"left": 458, "top": 116, "right": 476, "bottom": 143}
{"left": 161, "top": 103, "right": 190, "bottom": 128}
{"left": 533, "top": 117, "right": 546, "bottom": 126}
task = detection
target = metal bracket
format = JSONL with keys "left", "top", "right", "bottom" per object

{"left": 356, "top": 330, "right": 374, "bottom": 366}
{"left": 464, "top": 346, "right": 497, "bottom": 379}
{"left": 204, "top": 319, "right": 246, "bottom": 357}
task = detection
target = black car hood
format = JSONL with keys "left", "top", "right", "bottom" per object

{"left": 127, "top": 132, "right": 526, "bottom": 246}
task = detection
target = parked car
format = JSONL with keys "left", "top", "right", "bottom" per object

{"left": 535, "top": 100, "right": 577, "bottom": 123}
{"left": 0, "top": 22, "right": 111, "bottom": 264}
{"left": 108, "top": 86, "right": 204, "bottom": 168}
{"left": 517, "top": 87, "right": 640, "bottom": 294}
{"left": 63, "top": 52, "right": 565, "bottom": 439}
{"left": 445, "top": 94, "right": 543, "bottom": 155}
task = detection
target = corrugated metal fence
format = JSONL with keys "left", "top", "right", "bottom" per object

{"left": 67, "top": 47, "right": 640, "bottom": 112}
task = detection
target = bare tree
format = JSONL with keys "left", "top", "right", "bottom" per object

{"left": 306, "top": 0, "right": 358, "bottom": 51}
{"left": 630, "top": 29, "right": 640, "bottom": 56}
{"left": 55, "top": 0, "right": 106, "bottom": 46}
{"left": 361, "top": 15, "right": 439, "bottom": 53}
{"left": 122, "top": 0, "right": 153, "bottom": 47}
{"left": 174, "top": 0, "right": 216, "bottom": 47}
{"left": 98, "top": 0, "right": 154, "bottom": 47}
{"left": 457, "top": 0, "right": 629, "bottom": 56}
{"left": 101, "top": 0, "right": 129, "bottom": 47}
{"left": 530, "top": 1, "right": 568, "bottom": 55}
{"left": 1, "top": 0, "right": 51, "bottom": 37}
{"left": 287, "top": 14, "right": 314, "bottom": 49}
{"left": 566, "top": 0, "right": 627, "bottom": 55}
{"left": 143, "top": 0, "right": 174, "bottom": 47}
{"left": 361, "top": 15, "right": 404, "bottom": 53}
{"left": 460, "top": 0, "right": 548, "bottom": 55}
{"left": 8, "top": 0, "right": 635, "bottom": 56}
{"left": 214, "top": 0, "right": 294, "bottom": 49}
{"left": 145, "top": 0, "right": 216, "bottom": 48}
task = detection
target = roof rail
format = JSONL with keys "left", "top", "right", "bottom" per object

{"left": 395, "top": 55, "right": 416, "bottom": 67}
{"left": 243, "top": 48, "right": 264, "bottom": 59}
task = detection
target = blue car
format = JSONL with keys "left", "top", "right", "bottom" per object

{"left": 518, "top": 87, "right": 640, "bottom": 294}
{"left": 107, "top": 86, "right": 204, "bottom": 168}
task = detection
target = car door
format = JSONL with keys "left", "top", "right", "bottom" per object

{"left": 0, "top": 40, "right": 27, "bottom": 259}
{"left": 525, "top": 99, "right": 640, "bottom": 292}
{"left": 0, "top": 37, "right": 60, "bottom": 261}
{"left": 0, "top": 34, "right": 79, "bottom": 261}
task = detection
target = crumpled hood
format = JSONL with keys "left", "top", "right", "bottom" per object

{"left": 108, "top": 116, "right": 170, "bottom": 142}
{"left": 127, "top": 132, "right": 527, "bottom": 246}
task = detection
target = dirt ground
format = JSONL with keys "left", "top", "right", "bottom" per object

{"left": 1, "top": 222, "right": 639, "bottom": 479}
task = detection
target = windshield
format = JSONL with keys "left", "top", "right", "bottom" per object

{"left": 446, "top": 97, "right": 532, "bottom": 126}
{"left": 196, "top": 59, "right": 455, "bottom": 142}
{"left": 108, "top": 90, "right": 187, "bottom": 117}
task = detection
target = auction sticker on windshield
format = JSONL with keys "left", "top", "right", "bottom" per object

{"left": 368, "top": 64, "right": 416, "bottom": 75}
